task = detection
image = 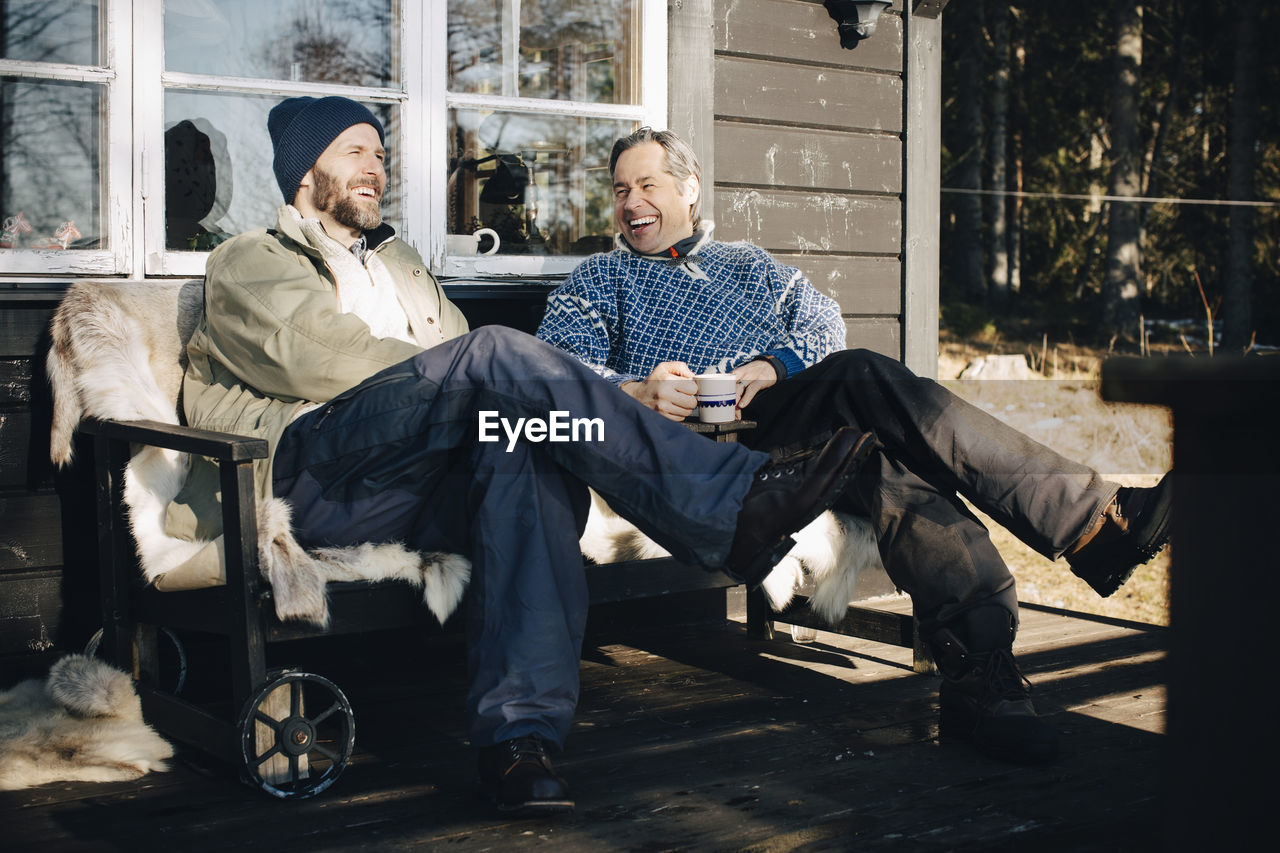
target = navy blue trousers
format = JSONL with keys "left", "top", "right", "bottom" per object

{"left": 272, "top": 326, "right": 770, "bottom": 749}
{"left": 742, "top": 349, "right": 1117, "bottom": 638}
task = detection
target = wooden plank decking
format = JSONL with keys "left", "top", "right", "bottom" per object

{"left": 2, "top": 592, "right": 1169, "bottom": 852}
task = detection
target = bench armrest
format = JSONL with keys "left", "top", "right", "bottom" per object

{"left": 81, "top": 418, "right": 269, "bottom": 461}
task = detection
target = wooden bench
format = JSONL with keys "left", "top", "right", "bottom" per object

{"left": 56, "top": 279, "right": 922, "bottom": 799}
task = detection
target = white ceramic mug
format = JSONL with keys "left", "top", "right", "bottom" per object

{"left": 445, "top": 227, "right": 500, "bottom": 256}
{"left": 695, "top": 373, "right": 738, "bottom": 424}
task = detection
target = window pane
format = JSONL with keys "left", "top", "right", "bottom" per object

{"left": 447, "top": 108, "right": 633, "bottom": 256}
{"left": 165, "top": 0, "right": 396, "bottom": 88}
{"left": 1, "top": 77, "right": 101, "bottom": 250}
{"left": 164, "top": 90, "right": 401, "bottom": 250}
{"left": 1, "top": 0, "right": 100, "bottom": 66}
{"left": 448, "top": 0, "right": 641, "bottom": 104}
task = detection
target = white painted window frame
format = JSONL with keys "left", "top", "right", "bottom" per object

{"left": 0, "top": 3, "right": 132, "bottom": 276}
{"left": 1, "top": 0, "right": 665, "bottom": 280}
{"left": 139, "top": 0, "right": 420, "bottom": 277}
{"left": 427, "top": 0, "right": 667, "bottom": 278}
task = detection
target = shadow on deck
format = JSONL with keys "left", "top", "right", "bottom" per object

{"left": 4, "top": 592, "right": 1169, "bottom": 852}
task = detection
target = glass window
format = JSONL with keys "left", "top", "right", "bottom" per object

{"left": 447, "top": 108, "right": 630, "bottom": 256}
{"left": 1, "top": 77, "right": 102, "bottom": 250}
{"left": 165, "top": 0, "right": 396, "bottom": 88}
{"left": 1, "top": 0, "right": 100, "bottom": 66}
{"left": 448, "top": 0, "right": 640, "bottom": 104}
{"left": 444, "top": 0, "right": 655, "bottom": 266}
{"left": 162, "top": 90, "right": 401, "bottom": 252}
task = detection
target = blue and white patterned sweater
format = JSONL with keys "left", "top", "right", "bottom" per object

{"left": 537, "top": 229, "right": 846, "bottom": 386}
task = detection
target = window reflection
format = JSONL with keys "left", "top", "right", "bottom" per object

{"left": 165, "top": 0, "right": 394, "bottom": 87}
{"left": 164, "top": 90, "right": 400, "bottom": 248}
{"left": 0, "top": 77, "right": 101, "bottom": 250}
{"left": 0, "top": 0, "right": 99, "bottom": 66}
{"left": 448, "top": 109, "right": 631, "bottom": 256}
{"left": 448, "top": 0, "right": 639, "bottom": 104}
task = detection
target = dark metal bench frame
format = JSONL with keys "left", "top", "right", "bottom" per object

{"left": 85, "top": 412, "right": 923, "bottom": 798}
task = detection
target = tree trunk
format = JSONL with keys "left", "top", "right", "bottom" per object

{"left": 952, "top": 0, "right": 986, "bottom": 303}
{"left": 1008, "top": 7, "right": 1025, "bottom": 297}
{"left": 985, "top": 3, "right": 1011, "bottom": 310}
{"left": 1103, "top": 1, "right": 1144, "bottom": 338}
{"left": 1222, "top": 0, "right": 1260, "bottom": 352}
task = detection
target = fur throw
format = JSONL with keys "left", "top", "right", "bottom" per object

{"left": 46, "top": 280, "right": 470, "bottom": 628}
{"left": 0, "top": 655, "right": 173, "bottom": 789}
{"left": 580, "top": 491, "right": 883, "bottom": 625}
{"left": 45, "top": 280, "right": 879, "bottom": 632}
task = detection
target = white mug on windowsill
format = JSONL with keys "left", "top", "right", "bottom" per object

{"left": 446, "top": 228, "right": 500, "bottom": 256}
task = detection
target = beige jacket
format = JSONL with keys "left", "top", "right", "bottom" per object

{"left": 165, "top": 205, "right": 469, "bottom": 541}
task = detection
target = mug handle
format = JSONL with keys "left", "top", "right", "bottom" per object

{"left": 473, "top": 228, "right": 501, "bottom": 256}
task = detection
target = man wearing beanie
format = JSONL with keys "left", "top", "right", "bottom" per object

{"left": 165, "top": 95, "right": 877, "bottom": 814}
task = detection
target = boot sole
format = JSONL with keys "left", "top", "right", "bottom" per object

{"left": 939, "top": 699, "right": 1058, "bottom": 765}
{"left": 1069, "top": 473, "right": 1173, "bottom": 597}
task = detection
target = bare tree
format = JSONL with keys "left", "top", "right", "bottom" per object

{"left": 951, "top": 0, "right": 986, "bottom": 303}
{"left": 1222, "top": 0, "right": 1261, "bottom": 351}
{"left": 985, "top": 3, "right": 1011, "bottom": 310}
{"left": 1103, "top": 1, "right": 1144, "bottom": 337}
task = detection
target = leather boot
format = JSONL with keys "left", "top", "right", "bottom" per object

{"left": 477, "top": 734, "right": 574, "bottom": 815}
{"left": 931, "top": 606, "right": 1058, "bottom": 765}
{"left": 722, "top": 427, "right": 880, "bottom": 587}
{"left": 1067, "top": 471, "right": 1173, "bottom": 597}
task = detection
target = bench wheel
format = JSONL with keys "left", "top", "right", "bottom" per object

{"left": 236, "top": 670, "right": 355, "bottom": 799}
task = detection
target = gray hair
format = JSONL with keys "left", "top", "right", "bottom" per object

{"left": 609, "top": 127, "right": 703, "bottom": 229}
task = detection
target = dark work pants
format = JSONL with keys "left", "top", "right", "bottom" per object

{"left": 742, "top": 348, "right": 1118, "bottom": 638}
{"left": 272, "top": 326, "right": 770, "bottom": 749}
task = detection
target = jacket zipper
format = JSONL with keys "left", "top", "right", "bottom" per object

{"left": 313, "top": 370, "right": 416, "bottom": 429}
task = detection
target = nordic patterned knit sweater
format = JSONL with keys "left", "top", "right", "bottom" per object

{"left": 537, "top": 225, "right": 846, "bottom": 386}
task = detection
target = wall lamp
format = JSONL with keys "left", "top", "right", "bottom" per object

{"left": 823, "top": 0, "right": 892, "bottom": 49}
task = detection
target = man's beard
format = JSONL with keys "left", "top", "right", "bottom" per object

{"left": 312, "top": 168, "right": 384, "bottom": 231}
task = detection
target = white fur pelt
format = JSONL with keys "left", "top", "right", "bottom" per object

{"left": 0, "top": 655, "right": 174, "bottom": 789}
{"left": 46, "top": 281, "right": 471, "bottom": 628}
{"left": 579, "top": 490, "right": 883, "bottom": 625}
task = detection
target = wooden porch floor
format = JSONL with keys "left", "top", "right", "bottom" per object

{"left": 4, "top": 591, "right": 1168, "bottom": 852}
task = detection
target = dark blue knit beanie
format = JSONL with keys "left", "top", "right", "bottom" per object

{"left": 268, "top": 96, "right": 385, "bottom": 204}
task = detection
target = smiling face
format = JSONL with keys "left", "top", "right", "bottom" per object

{"left": 612, "top": 141, "right": 698, "bottom": 255}
{"left": 294, "top": 123, "right": 386, "bottom": 245}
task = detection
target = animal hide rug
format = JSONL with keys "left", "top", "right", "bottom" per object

{"left": 580, "top": 491, "right": 884, "bottom": 625}
{"left": 0, "top": 655, "right": 173, "bottom": 790}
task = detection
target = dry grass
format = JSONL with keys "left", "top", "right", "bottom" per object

{"left": 939, "top": 337, "right": 1173, "bottom": 626}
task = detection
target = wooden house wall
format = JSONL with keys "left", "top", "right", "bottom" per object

{"left": 713, "top": 0, "right": 905, "bottom": 358}
{"left": 0, "top": 1, "right": 929, "bottom": 664}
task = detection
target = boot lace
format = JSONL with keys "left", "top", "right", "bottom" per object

{"left": 979, "top": 647, "right": 1034, "bottom": 701}
{"left": 503, "top": 735, "right": 553, "bottom": 771}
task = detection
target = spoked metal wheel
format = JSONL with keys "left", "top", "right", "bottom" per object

{"left": 236, "top": 669, "right": 355, "bottom": 799}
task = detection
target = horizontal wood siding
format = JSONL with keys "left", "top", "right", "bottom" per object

{"left": 714, "top": 188, "right": 900, "bottom": 255}
{"left": 776, "top": 255, "right": 900, "bottom": 314}
{"left": 715, "top": 124, "right": 901, "bottom": 195}
{"left": 714, "top": 0, "right": 904, "bottom": 354}
{"left": 715, "top": 0, "right": 904, "bottom": 71}
{"left": 716, "top": 56, "right": 902, "bottom": 133}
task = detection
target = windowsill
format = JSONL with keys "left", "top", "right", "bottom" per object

{"left": 438, "top": 254, "right": 588, "bottom": 278}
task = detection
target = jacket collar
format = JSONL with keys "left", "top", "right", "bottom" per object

{"left": 615, "top": 221, "right": 716, "bottom": 261}
{"left": 275, "top": 204, "right": 397, "bottom": 256}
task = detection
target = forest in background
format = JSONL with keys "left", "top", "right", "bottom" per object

{"left": 939, "top": 0, "right": 1279, "bottom": 354}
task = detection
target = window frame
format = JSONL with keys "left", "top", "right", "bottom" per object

{"left": 424, "top": 0, "right": 667, "bottom": 278}
{"left": 0, "top": 0, "right": 666, "bottom": 280}
{"left": 0, "top": 1, "right": 133, "bottom": 276}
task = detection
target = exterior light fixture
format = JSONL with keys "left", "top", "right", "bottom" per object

{"left": 823, "top": 0, "right": 892, "bottom": 49}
